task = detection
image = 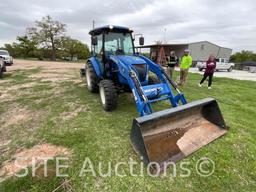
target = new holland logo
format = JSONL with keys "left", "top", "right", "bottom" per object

{"left": 144, "top": 87, "right": 162, "bottom": 93}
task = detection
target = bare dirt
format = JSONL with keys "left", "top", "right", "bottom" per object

{"left": 7, "top": 59, "right": 84, "bottom": 71}
{"left": 0, "top": 143, "right": 71, "bottom": 179}
{"left": 0, "top": 59, "right": 81, "bottom": 181}
{"left": 0, "top": 59, "right": 84, "bottom": 101}
{"left": 0, "top": 105, "right": 30, "bottom": 127}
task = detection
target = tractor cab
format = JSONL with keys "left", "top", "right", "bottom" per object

{"left": 89, "top": 25, "right": 144, "bottom": 57}
{"left": 89, "top": 25, "right": 146, "bottom": 82}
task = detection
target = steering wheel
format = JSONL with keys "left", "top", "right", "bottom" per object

{"left": 116, "top": 49, "right": 124, "bottom": 55}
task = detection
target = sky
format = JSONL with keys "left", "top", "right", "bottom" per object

{"left": 0, "top": 0, "right": 256, "bottom": 52}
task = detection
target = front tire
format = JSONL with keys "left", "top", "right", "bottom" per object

{"left": 0, "top": 69, "right": 3, "bottom": 78}
{"left": 228, "top": 66, "right": 233, "bottom": 72}
{"left": 86, "top": 62, "right": 98, "bottom": 92}
{"left": 99, "top": 80, "right": 117, "bottom": 111}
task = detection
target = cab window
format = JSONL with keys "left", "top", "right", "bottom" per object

{"left": 94, "top": 35, "right": 103, "bottom": 56}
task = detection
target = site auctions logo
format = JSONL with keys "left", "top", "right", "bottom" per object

{"left": 10, "top": 156, "right": 215, "bottom": 181}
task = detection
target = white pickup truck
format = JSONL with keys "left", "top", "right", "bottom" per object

{"left": 0, "top": 50, "right": 13, "bottom": 66}
{"left": 197, "top": 58, "right": 235, "bottom": 72}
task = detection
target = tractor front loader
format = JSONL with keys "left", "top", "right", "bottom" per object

{"left": 82, "top": 25, "right": 228, "bottom": 170}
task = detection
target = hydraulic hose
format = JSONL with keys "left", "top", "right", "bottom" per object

{"left": 129, "top": 70, "right": 147, "bottom": 102}
{"left": 162, "top": 69, "right": 180, "bottom": 93}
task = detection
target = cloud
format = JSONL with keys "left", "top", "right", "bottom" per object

{"left": 0, "top": 0, "right": 255, "bottom": 52}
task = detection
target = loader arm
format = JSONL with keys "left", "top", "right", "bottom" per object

{"left": 110, "top": 55, "right": 187, "bottom": 116}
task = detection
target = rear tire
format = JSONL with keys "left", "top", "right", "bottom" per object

{"left": 228, "top": 66, "right": 233, "bottom": 72}
{"left": 198, "top": 68, "right": 203, "bottom": 71}
{"left": 99, "top": 80, "right": 117, "bottom": 111}
{"left": 86, "top": 62, "right": 98, "bottom": 92}
{"left": 3, "top": 67, "right": 6, "bottom": 72}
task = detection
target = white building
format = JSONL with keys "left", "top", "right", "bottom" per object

{"left": 139, "top": 41, "right": 232, "bottom": 63}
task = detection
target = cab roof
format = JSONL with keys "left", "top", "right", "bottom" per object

{"left": 89, "top": 25, "right": 133, "bottom": 36}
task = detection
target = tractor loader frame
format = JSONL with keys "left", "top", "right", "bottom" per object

{"left": 82, "top": 25, "right": 228, "bottom": 171}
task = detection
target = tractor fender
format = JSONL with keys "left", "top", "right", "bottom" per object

{"left": 87, "top": 57, "right": 103, "bottom": 77}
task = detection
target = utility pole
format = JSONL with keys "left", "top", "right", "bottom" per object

{"left": 93, "top": 20, "right": 95, "bottom": 29}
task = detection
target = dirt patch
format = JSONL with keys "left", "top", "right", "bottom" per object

{"left": 29, "top": 73, "right": 74, "bottom": 82}
{"left": 6, "top": 82, "right": 37, "bottom": 91}
{"left": 8, "top": 59, "right": 84, "bottom": 72}
{"left": 0, "top": 79, "right": 12, "bottom": 84}
{"left": 0, "top": 143, "right": 71, "bottom": 179}
{"left": 0, "top": 106, "right": 31, "bottom": 128}
{"left": 0, "top": 82, "right": 38, "bottom": 102}
{"left": 60, "top": 101, "right": 88, "bottom": 120}
{"left": 41, "top": 68, "right": 75, "bottom": 75}
{"left": 60, "top": 107, "right": 86, "bottom": 120}
{"left": 0, "top": 140, "right": 12, "bottom": 155}
{"left": 0, "top": 92, "right": 12, "bottom": 101}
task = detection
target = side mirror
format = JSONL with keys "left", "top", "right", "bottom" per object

{"left": 139, "top": 36, "right": 144, "bottom": 46}
{"left": 91, "top": 36, "right": 98, "bottom": 46}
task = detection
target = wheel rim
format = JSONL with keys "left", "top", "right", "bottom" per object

{"left": 100, "top": 86, "right": 106, "bottom": 105}
{"left": 86, "top": 69, "right": 91, "bottom": 88}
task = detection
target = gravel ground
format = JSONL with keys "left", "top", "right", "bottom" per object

{"left": 187, "top": 67, "right": 256, "bottom": 81}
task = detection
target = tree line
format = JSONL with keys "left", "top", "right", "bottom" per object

{"left": 1, "top": 15, "right": 255, "bottom": 63}
{"left": 230, "top": 50, "right": 256, "bottom": 63}
{"left": 1, "top": 15, "right": 90, "bottom": 61}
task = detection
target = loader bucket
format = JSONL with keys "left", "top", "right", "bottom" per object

{"left": 130, "top": 98, "right": 228, "bottom": 169}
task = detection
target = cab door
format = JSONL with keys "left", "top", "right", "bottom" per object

{"left": 92, "top": 34, "right": 104, "bottom": 72}
{"left": 217, "top": 58, "right": 225, "bottom": 70}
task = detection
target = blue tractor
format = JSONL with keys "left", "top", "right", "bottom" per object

{"left": 83, "top": 25, "right": 228, "bottom": 170}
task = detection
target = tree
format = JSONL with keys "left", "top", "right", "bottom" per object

{"left": 16, "top": 36, "right": 37, "bottom": 57}
{"left": 27, "top": 15, "right": 66, "bottom": 61}
{"left": 61, "top": 37, "right": 90, "bottom": 60}
{"left": 230, "top": 50, "right": 256, "bottom": 63}
{"left": 4, "top": 43, "right": 23, "bottom": 58}
{"left": 3, "top": 44, "right": 15, "bottom": 56}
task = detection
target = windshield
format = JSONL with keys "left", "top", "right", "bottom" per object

{"left": 0, "top": 51, "right": 9, "bottom": 55}
{"left": 104, "top": 32, "right": 134, "bottom": 56}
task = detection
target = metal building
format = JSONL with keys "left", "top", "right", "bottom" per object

{"left": 138, "top": 41, "right": 232, "bottom": 63}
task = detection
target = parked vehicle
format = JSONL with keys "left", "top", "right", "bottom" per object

{"left": 0, "top": 57, "right": 7, "bottom": 78}
{"left": 197, "top": 58, "right": 234, "bottom": 72}
{"left": 240, "top": 61, "right": 256, "bottom": 72}
{"left": 0, "top": 50, "right": 13, "bottom": 66}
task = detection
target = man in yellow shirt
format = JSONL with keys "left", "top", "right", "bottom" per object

{"left": 179, "top": 49, "right": 192, "bottom": 86}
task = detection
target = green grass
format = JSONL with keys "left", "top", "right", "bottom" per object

{"left": 0, "top": 70, "right": 256, "bottom": 192}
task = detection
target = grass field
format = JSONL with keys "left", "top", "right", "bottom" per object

{"left": 0, "top": 60, "right": 255, "bottom": 191}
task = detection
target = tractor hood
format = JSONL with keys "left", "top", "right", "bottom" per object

{"left": 115, "top": 55, "right": 146, "bottom": 65}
